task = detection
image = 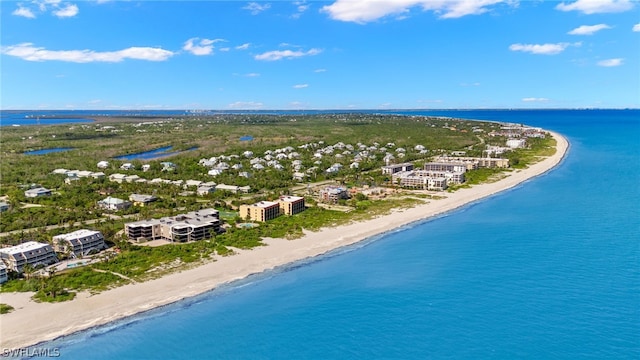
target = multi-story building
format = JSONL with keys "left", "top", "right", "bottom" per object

{"left": 0, "top": 241, "right": 58, "bottom": 273}
{"left": 434, "top": 156, "right": 509, "bottom": 169}
{"left": 392, "top": 169, "right": 463, "bottom": 191}
{"left": 381, "top": 162, "right": 414, "bottom": 175}
{"left": 53, "top": 229, "right": 106, "bottom": 257}
{"left": 125, "top": 208, "right": 220, "bottom": 243}
{"left": 278, "top": 196, "right": 305, "bottom": 215}
{"left": 239, "top": 201, "right": 281, "bottom": 222}
{"left": 319, "top": 186, "right": 350, "bottom": 204}
{"left": 423, "top": 162, "right": 468, "bottom": 173}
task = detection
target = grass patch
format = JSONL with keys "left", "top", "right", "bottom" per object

{"left": 0, "top": 303, "right": 14, "bottom": 314}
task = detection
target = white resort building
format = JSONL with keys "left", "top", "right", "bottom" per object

{"left": 0, "top": 241, "right": 58, "bottom": 273}
{"left": 52, "top": 229, "right": 106, "bottom": 257}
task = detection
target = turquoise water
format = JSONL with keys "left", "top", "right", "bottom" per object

{"left": 36, "top": 110, "right": 640, "bottom": 359}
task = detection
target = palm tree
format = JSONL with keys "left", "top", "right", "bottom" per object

{"left": 22, "top": 264, "right": 35, "bottom": 280}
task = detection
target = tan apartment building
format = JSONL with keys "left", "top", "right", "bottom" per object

{"left": 278, "top": 195, "right": 305, "bottom": 215}
{"left": 240, "top": 201, "right": 281, "bottom": 222}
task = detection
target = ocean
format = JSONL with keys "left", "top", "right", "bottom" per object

{"left": 22, "top": 110, "right": 640, "bottom": 359}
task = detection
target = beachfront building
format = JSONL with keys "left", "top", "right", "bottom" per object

{"left": 381, "top": 162, "right": 414, "bottom": 175}
{"left": 391, "top": 169, "right": 463, "bottom": 191}
{"left": 278, "top": 196, "right": 305, "bottom": 216}
{"left": 53, "top": 229, "right": 106, "bottom": 257}
{"left": 125, "top": 208, "right": 220, "bottom": 243}
{"left": 424, "top": 162, "right": 468, "bottom": 173}
{"left": 240, "top": 201, "right": 281, "bottom": 222}
{"left": 433, "top": 156, "right": 510, "bottom": 169}
{"left": 24, "top": 187, "right": 51, "bottom": 198}
{"left": 319, "top": 186, "right": 350, "bottom": 204}
{"left": 97, "top": 196, "right": 132, "bottom": 211}
{"left": 0, "top": 263, "right": 7, "bottom": 284}
{"left": 0, "top": 241, "right": 58, "bottom": 273}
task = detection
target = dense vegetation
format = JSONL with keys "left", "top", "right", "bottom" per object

{"left": 0, "top": 113, "right": 556, "bottom": 302}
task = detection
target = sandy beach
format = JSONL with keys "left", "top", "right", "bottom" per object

{"left": 0, "top": 131, "right": 569, "bottom": 351}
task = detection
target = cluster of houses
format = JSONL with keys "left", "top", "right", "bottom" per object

{"left": 197, "top": 140, "right": 431, "bottom": 183}
{"left": 0, "top": 229, "right": 107, "bottom": 283}
{"left": 97, "top": 160, "right": 177, "bottom": 172}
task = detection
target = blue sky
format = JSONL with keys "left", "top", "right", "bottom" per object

{"left": 2, "top": 0, "right": 639, "bottom": 109}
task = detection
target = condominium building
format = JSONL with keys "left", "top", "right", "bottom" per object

{"left": 278, "top": 195, "right": 305, "bottom": 216}
{"left": 240, "top": 201, "right": 281, "bottom": 222}
{"left": 53, "top": 229, "right": 106, "bottom": 257}
{"left": 319, "top": 186, "right": 350, "bottom": 204}
{"left": 434, "top": 156, "right": 509, "bottom": 169}
{"left": 0, "top": 241, "right": 58, "bottom": 273}
{"left": 392, "top": 169, "right": 463, "bottom": 191}
{"left": 125, "top": 208, "right": 220, "bottom": 243}
{"left": 423, "top": 162, "right": 467, "bottom": 173}
{"left": 381, "top": 163, "right": 414, "bottom": 175}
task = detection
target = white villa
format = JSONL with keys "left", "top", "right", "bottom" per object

{"left": 24, "top": 187, "right": 52, "bottom": 198}
{"left": 97, "top": 196, "right": 132, "bottom": 211}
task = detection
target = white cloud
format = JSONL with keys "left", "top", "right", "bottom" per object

{"left": 255, "top": 48, "right": 322, "bottom": 61}
{"left": 314, "top": 68, "right": 327, "bottom": 73}
{"left": 228, "top": 101, "right": 264, "bottom": 109}
{"left": 2, "top": 43, "right": 174, "bottom": 62}
{"left": 235, "top": 43, "right": 251, "bottom": 50}
{"left": 293, "top": 84, "right": 309, "bottom": 88}
{"left": 556, "top": 0, "right": 634, "bottom": 14}
{"left": 321, "top": 0, "right": 508, "bottom": 23}
{"left": 292, "top": 1, "right": 310, "bottom": 18}
{"left": 509, "top": 42, "right": 581, "bottom": 55}
{"left": 597, "top": 58, "right": 623, "bottom": 67}
{"left": 522, "top": 97, "right": 549, "bottom": 102}
{"left": 53, "top": 3, "right": 78, "bottom": 18}
{"left": 244, "top": 73, "right": 261, "bottom": 77}
{"left": 243, "top": 2, "right": 271, "bottom": 15}
{"left": 568, "top": 24, "right": 611, "bottom": 35}
{"left": 13, "top": 5, "right": 36, "bottom": 18}
{"left": 183, "top": 38, "right": 225, "bottom": 56}
{"left": 633, "top": 23, "right": 640, "bottom": 32}
{"left": 219, "top": 47, "right": 231, "bottom": 52}
{"left": 17, "top": 1, "right": 81, "bottom": 18}
{"left": 460, "top": 82, "right": 481, "bottom": 86}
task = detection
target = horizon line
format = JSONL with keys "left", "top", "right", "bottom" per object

{"left": 2, "top": 107, "right": 639, "bottom": 112}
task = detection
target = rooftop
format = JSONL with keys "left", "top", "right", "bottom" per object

{"left": 0, "top": 241, "right": 52, "bottom": 255}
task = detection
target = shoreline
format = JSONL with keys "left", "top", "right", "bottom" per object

{"left": 0, "top": 131, "right": 569, "bottom": 351}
